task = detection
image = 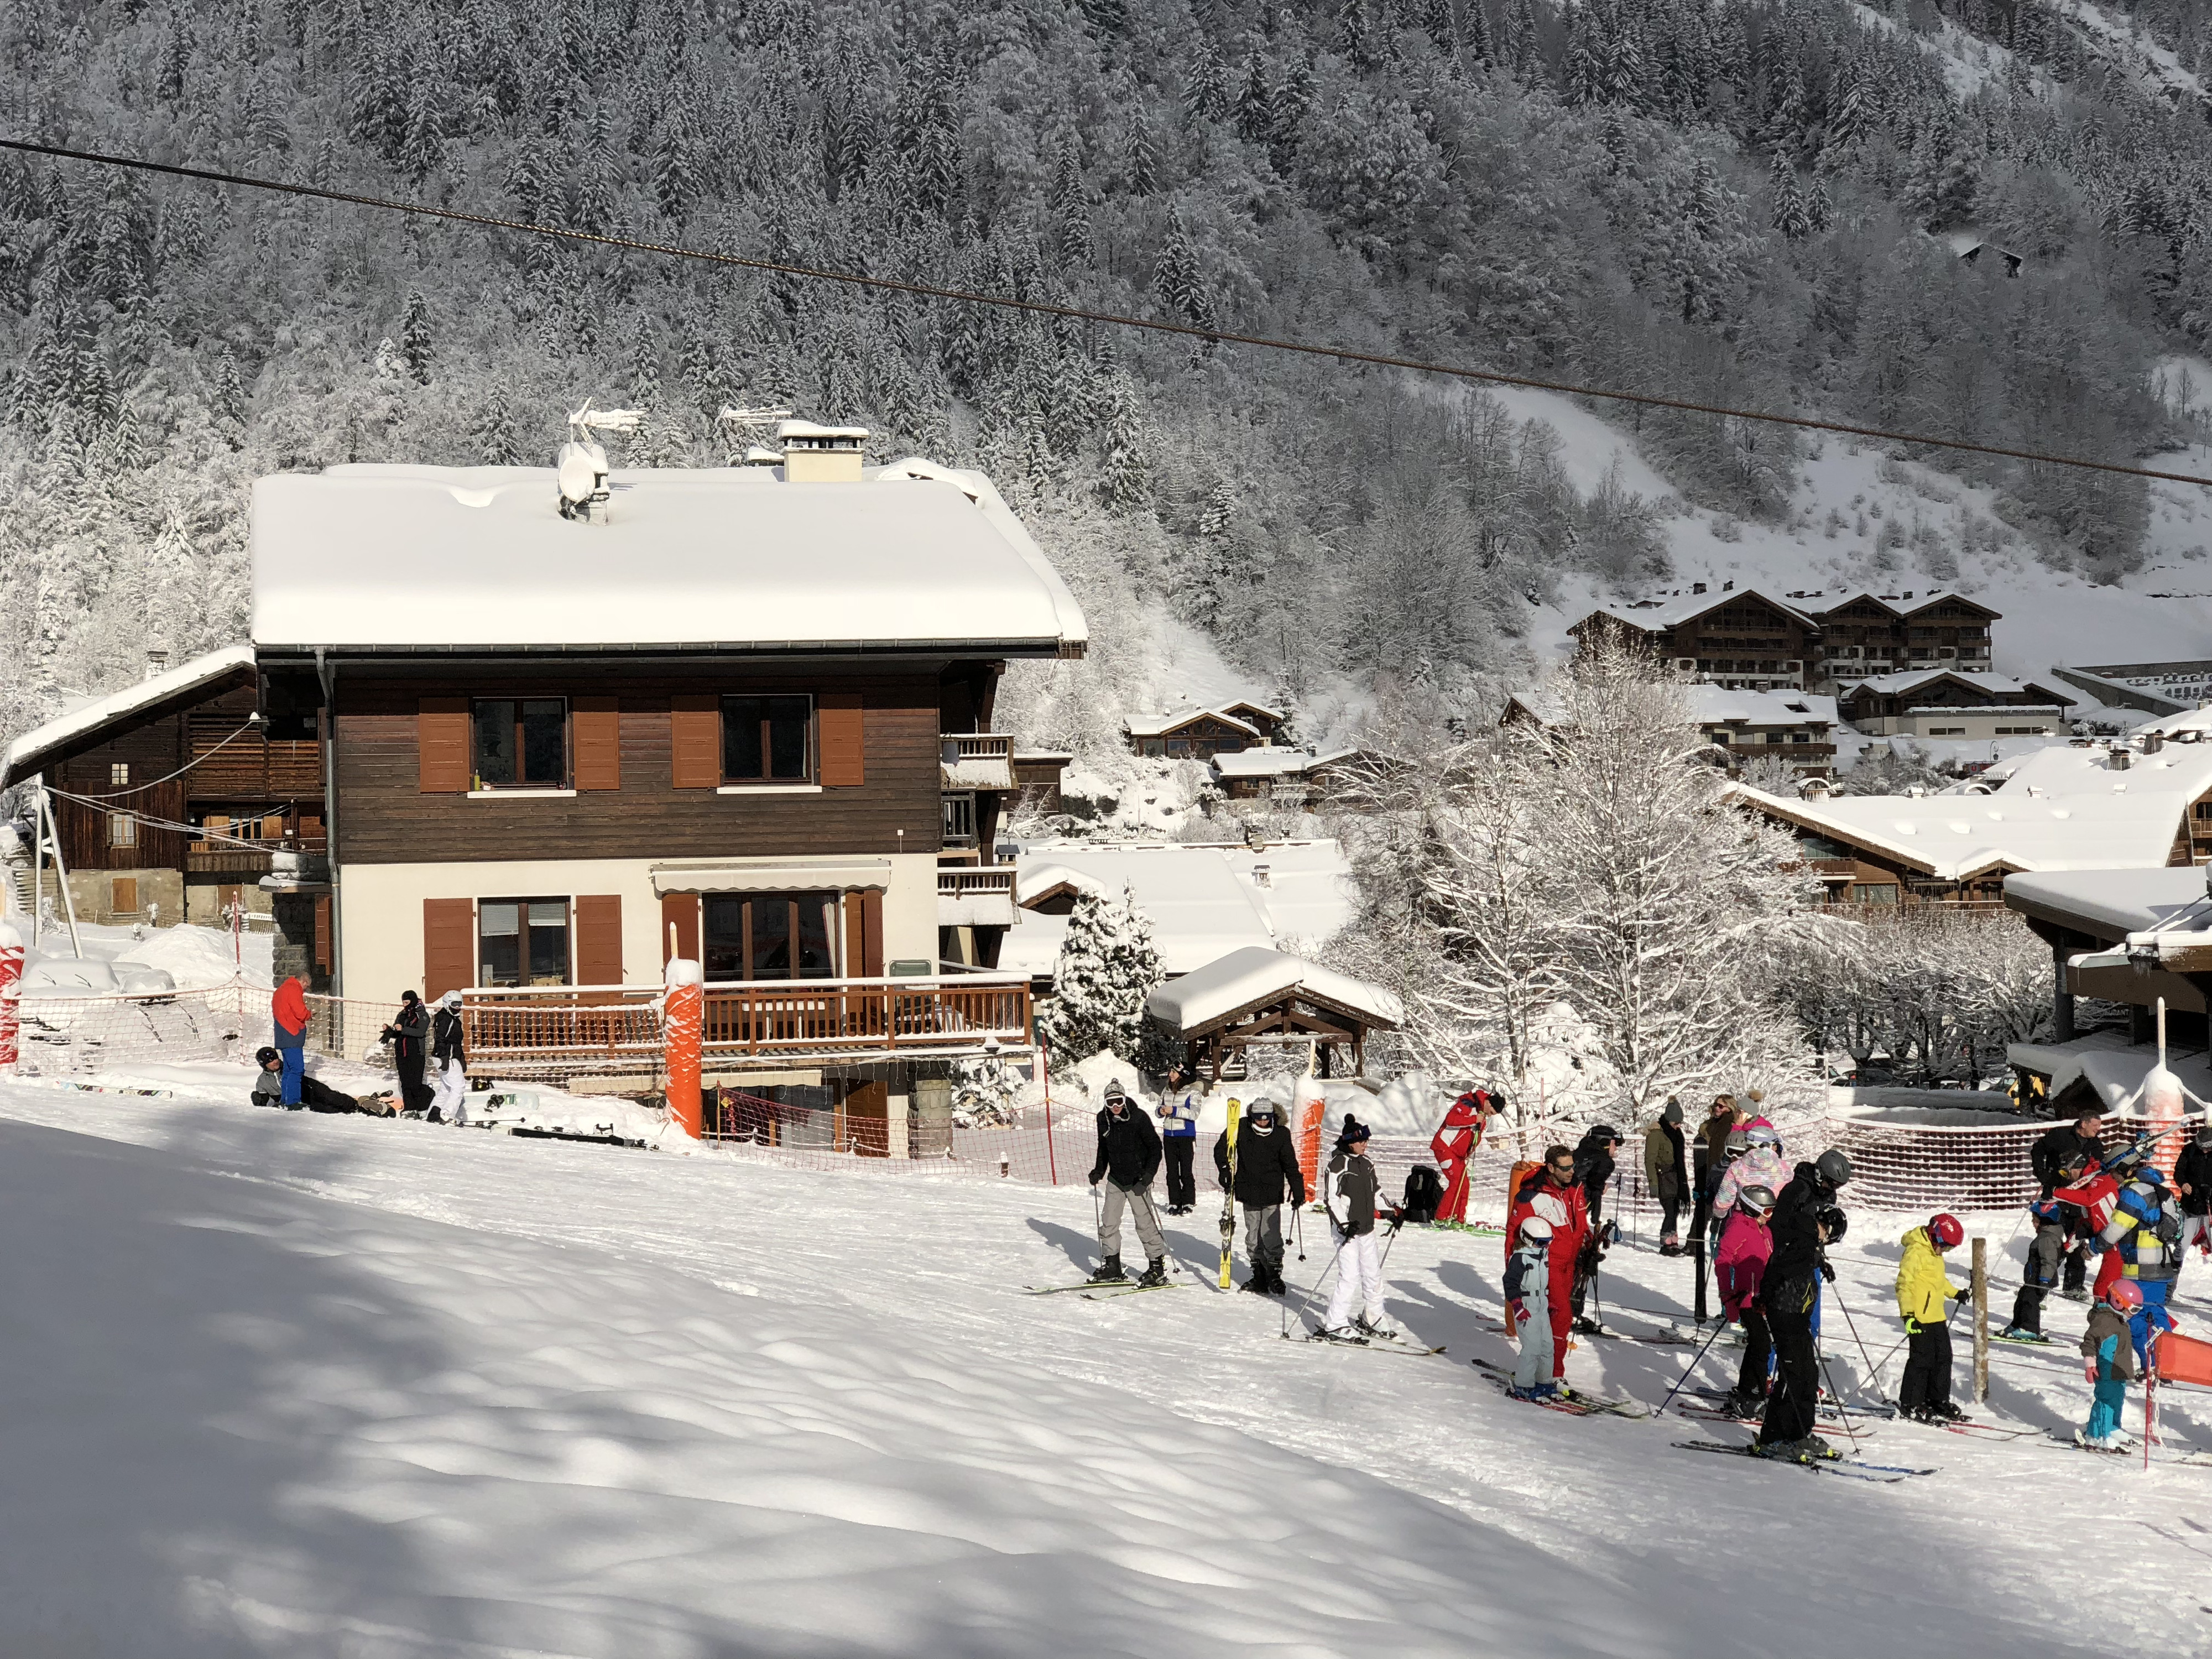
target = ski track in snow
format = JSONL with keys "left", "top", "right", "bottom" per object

{"left": 0, "top": 1082, "right": 2205, "bottom": 1657}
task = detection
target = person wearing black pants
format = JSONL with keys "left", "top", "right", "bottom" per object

{"left": 381, "top": 989, "right": 432, "bottom": 1114}
{"left": 1761, "top": 1274, "right": 1821, "bottom": 1446}
{"left": 1755, "top": 1150, "right": 1854, "bottom": 1458}
{"left": 1156, "top": 1066, "right": 1199, "bottom": 1214}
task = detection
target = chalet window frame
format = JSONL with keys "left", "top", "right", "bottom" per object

{"left": 107, "top": 811, "right": 137, "bottom": 848}
{"left": 719, "top": 693, "right": 816, "bottom": 785}
{"left": 109, "top": 762, "right": 129, "bottom": 787}
{"left": 942, "top": 792, "right": 978, "bottom": 846}
{"left": 701, "top": 889, "right": 841, "bottom": 982}
{"left": 477, "top": 896, "right": 573, "bottom": 988}
{"left": 470, "top": 697, "right": 570, "bottom": 791}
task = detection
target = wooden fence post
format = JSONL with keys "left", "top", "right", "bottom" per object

{"left": 1972, "top": 1235, "right": 1989, "bottom": 1405}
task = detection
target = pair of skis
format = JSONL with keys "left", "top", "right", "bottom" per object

{"left": 1024, "top": 1279, "right": 1187, "bottom": 1302}
{"left": 1670, "top": 1441, "right": 1937, "bottom": 1483}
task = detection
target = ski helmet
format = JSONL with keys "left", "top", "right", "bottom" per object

{"left": 2105, "top": 1279, "right": 2145, "bottom": 1311}
{"left": 1245, "top": 1099, "right": 1273, "bottom": 1119}
{"left": 1814, "top": 1148, "right": 1854, "bottom": 1188}
{"left": 1519, "top": 1215, "right": 1554, "bottom": 1245}
{"left": 2136, "top": 1163, "right": 2169, "bottom": 1190}
{"left": 254, "top": 1046, "right": 279, "bottom": 1065}
{"left": 1745, "top": 1125, "right": 1781, "bottom": 1150}
{"left": 1724, "top": 1129, "right": 1751, "bottom": 1157}
{"left": 1587, "top": 1123, "right": 1621, "bottom": 1146}
{"left": 1928, "top": 1214, "right": 1965, "bottom": 1250}
{"left": 1817, "top": 1204, "right": 1848, "bottom": 1242}
{"left": 1738, "top": 1184, "right": 1777, "bottom": 1217}
{"left": 2195, "top": 1121, "right": 2212, "bottom": 1149}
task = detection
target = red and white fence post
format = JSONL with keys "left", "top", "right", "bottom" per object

{"left": 664, "top": 957, "right": 704, "bottom": 1140}
{"left": 0, "top": 918, "right": 20, "bottom": 1074}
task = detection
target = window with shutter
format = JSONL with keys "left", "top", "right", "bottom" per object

{"left": 670, "top": 695, "right": 719, "bottom": 788}
{"left": 313, "top": 894, "right": 332, "bottom": 974}
{"left": 418, "top": 698, "right": 471, "bottom": 793}
{"left": 573, "top": 697, "right": 620, "bottom": 791}
{"left": 576, "top": 894, "right": 623, "bottom": 986}
{"left": 818, "top": 692, "right": 864, "bottom": 786}
{"left": 423, "top": 898, "right": 475, "bottom": 999}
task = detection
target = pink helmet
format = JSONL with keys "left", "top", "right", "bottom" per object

{"left": 2106, "top": 1280, "right": 2145, "bottom": 1311}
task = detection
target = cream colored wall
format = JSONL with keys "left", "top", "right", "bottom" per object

{"left": 337, "top": 852, "right": 946, "bottom": 998}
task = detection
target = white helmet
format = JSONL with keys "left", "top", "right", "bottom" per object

{"left": 1745, "top": 1125, "right": 1780, "bottom": 1149}
{"left": 1519, "top": 1216, "right": 1554, "bottom": 1245}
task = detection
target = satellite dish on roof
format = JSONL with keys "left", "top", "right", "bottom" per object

{"left": 555, "top": 400, "right": 631, "bottom": 521}
{"left": 557, "top": 444, "right": 599, "bottom": 508}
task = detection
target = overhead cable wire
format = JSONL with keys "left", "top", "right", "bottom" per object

{"left": 43, "top": 718, "right": 260, "bottom": 797}
{"left": 3, "top": 135, "right": 2208, "bottom": 489}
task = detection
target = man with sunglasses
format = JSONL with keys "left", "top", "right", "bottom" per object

{"left": 1504, "top": 1144, "right": 1590, "bottom": 1385}
{"left": 1216, "top": 1099, "right": 1307, "bottom": 1294}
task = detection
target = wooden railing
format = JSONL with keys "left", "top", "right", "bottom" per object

{"left": 937, "top": 867, "right": 1016, "bottom": 899}
{"left": 460, "top": 974, "right": 1032, "bottom": 1073}
{"left": 946, "top": 733, "right": 1013, "bottom": 760}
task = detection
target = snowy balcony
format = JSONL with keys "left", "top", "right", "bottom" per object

{"left": 940, "top": 734, "right": 1014, "bottom": 791}
{"left": 937, "top": 867, "right": 1018, "bottom": 929}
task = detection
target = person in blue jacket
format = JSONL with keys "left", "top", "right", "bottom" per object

{"left": 1155, "top": 1064, "right": 1199, "bottom": 1214}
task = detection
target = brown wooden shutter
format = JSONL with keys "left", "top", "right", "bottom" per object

{"left": 313, "top": 894, "right": 333, "bottom": 974}
{"left": 575, "top": 894, "right": 623, "bottom": 987}
{"left": 670, "top": 694, "right": 719, "bottom": 788}
{"left": 573, "top": 697, "right": 620, "bottom": 791}
{"left": 859, "top": 888, "right": 884, "bottom": 976}
{"left": 660, "top": 891, "right": 700, "bottom": 966}
{"left": 419, "top": 698, "right": 471, "bottom": 792}
{"left": 423, "top": 897, "right": 475, "bottom": 999}
{"left": 818, "top": 692, "right": 865, "bottom": 786}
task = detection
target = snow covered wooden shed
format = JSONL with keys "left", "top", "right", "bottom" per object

{"left": 1145, "top": 945, "right": 1402, "bottom": 1081}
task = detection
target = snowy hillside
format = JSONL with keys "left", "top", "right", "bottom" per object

{"left": 0, "top": 1081, "right": 2203, "bottom": 1657}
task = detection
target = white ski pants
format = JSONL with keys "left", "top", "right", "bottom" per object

{"left": 1514, "top": 1285, "right": 1554, "bottom": 1390}
{"left": 1325, "top": 1230, "right": 1385, "bottom": 1331}
{"left": 430, "top": 1059, "right": 469, "bottom": 1124}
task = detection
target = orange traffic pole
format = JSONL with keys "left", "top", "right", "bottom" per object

{"left": 664, "top": 956, "right": 703, "bottom": 1140}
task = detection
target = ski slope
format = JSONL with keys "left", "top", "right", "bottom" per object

{"left": 0, "top": 1079, "right": 2204, "bottom": 1658}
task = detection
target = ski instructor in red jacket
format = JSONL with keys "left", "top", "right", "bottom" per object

{"left": 270, "top": 975, "right": 310, "bottom": 1107}
{"left": 1505, "top": 1144, "right": 1590, "bottom": 1380}
{"left": 1430, "top": 1089, "right": 1502, "bottom": 1225}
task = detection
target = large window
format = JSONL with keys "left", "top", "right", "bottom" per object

{"left": 942, "top": 792, "right": 977, "bottom": 846}
{"left": 478, "top": 898, "right": 571, "bottom": 986}
{"left": 722, "top": 695, "right": 812, "bottom": 783}
{"left": 473, "top": 698, "right": 568, "bottom": 789}
{"left": 703, "top": 891, "right": 838, "bottom": 980}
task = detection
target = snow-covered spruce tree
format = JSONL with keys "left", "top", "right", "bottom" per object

{"left": 1539, "top": 638, "right": 1820, "bottom": 1114}
{"left": 1036, "top": 885, "right": 1165, "bottom": 1070}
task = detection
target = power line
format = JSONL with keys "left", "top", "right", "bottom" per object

{"left": 5, "top": 133, "right": 2208, "bottom": 490}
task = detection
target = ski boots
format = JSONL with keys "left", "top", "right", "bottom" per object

{"left": 1925, "top": 1400, "right": 1969, "bottom": 1423}
{"left": 1571, "top": 1314, "right": 1603, "bottom": 1335}
{"left": 1261, "top": 1266, "right": 1286, "bottom": 1295}
{"left": 1239, "top": 1272, "right": 1269, "bottom": 1295}
{"left": 1088, "top": 1255, "right": 1127, "bottom": 1284}
{"left": 1755, "top": 1434, "right": 1838, "bottom": 1462}
{"left": 1721, "top": 1388, "right": 1767, "bottom": 1418}
{"left": 1996, "top": 1324, "right": 2052, "bottom": 1344}
{"left": 1135, "top": 1258, "right": 1168, "bottom": 1288}
{"left": 1506, "top": 1383, "right": 1557, "bottom": 1402}
{"left": 1353, "top": 1316, "right": 1399, "bottom": 1342}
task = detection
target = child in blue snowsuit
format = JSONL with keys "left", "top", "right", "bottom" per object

{"left": 1505, "top": 1217, "right": 1556, "bottom": 1397}
{"left": 2080, "top": 1284, "right": 2140, "bottom": 1449}
{"left": 2100, "top": 1166, "right": 2183, "bottom": 1367}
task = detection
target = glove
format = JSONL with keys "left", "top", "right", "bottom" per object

{"left": 1953, "top": 1287, "right": 1973, "bottom": 1302}
{"left": 1818, "top": 1259, "right": 1836, "bottom": 1284}
{"left": 1904, "top": 1317, "right": 1921, "bottom": 1335}
{"left": 1506, "top": 1299, "right": 1527, "bottom": 1324}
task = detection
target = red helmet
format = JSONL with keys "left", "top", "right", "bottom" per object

{"left": 1928, "top": 1214, "right": 1964, "bottom": 1249}
{"left": 2106, "top": 1280, "right": 2145, "bottom": 1311}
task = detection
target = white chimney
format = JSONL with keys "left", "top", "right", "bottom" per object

{"left": 776, "top": 420, "right": 868, "bottom": 483}
{"left": 144, "top": 647, "right": 170, "bottom": 679}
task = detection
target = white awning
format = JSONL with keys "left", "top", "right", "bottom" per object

{"left": 650, "top": 859, "right": 891, "bottom": 895}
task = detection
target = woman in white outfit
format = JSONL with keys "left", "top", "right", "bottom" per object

{"left": 429, "top": 990, "right": 470, "bottom": 1125}
{"left": 1324, "top": 1116, "right": 1396, "bottom": 1338}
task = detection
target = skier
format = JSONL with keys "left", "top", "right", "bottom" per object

{"left": 2000, "top": 1151, "right": 2093, "bottom": 1343}
{"left": 1156, "top": 1064, "right": 1200, "bottom": 1214}
{"left": 1895, "top": 1213, "right": 1971, "bottom": 1423}
{"left": 1504, "top": 1215, "right": 1557, "bottom": 1400}
{"left": 1087, "top": 1079, "right": 1168, "bottom": 1287}
{"left": 1431, "top": 1089, "right": 1503, "bottom": 1227}
{"left": 2033, "top": 1100, "right": 2106, "bottom": 1300}
{"left": 1322, "top": 1117, "right": 1397, "bottom": 1339}
{"left": 1755, "top": 1149, "right": 1854, "bottom": 1461}
{"left": 1712, "top": 1121, "right": 1790, "bottom": 1234}
{"left": 2079, "top": 1278, "right": 2143, "bottom": 1451}
{"left": 2096, "top": 1161, "right": 2184, "bottom": 1368}
{"left": 2174, "top": 1121, "right": 2212, "bottom": 1258}
{"left": 1506, "top": 1145, "right": 1589, "bottom": 1381}
{"left": 1642, "top": 1099, "right": 1688, "bottom": 1254}
{"left": 1214, "top": 1098, "right": 1306, "bottom": 1293}
{"left": 1715, "top": 1183, "right": 1776, "bottom": 1415}
{"left": 270, "top": 974, "right": 310, "bottom": 1108}
{"left": 429, "top": 990, "right": 469, "bottom": 1125}
{"left": 252, "top": 1047, "right": 394, "bottom": 1116}
{"left": 1569, "top": 1122, "right": 1621, "bottom": 1332}
{"left": 381, "top": 989, "right": 432, "bottom": 1114}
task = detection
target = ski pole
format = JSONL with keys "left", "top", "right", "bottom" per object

{"left": 1816, "top": 1345, "right": 1867, "bottom": 1450}
{"left": 1829, "top": 1279, "right": 1884, "bottom": 1392}
{"left": 1657, "top": 1311, "right": 1735, "bottom": 1417}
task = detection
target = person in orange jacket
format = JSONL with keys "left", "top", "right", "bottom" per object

{"left": 1504, "top": 1144, "right": 1589, "bottom": 1380}
{"left": 1430, "top": 1089, "right": 1502, "bottom": 1225}
{"left": 270, "top": 975, "right": 310, "bottom": 1107}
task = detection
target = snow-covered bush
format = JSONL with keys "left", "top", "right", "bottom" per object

{"left": 1035, "top": 885, "right": 1167, "bottom": 1072}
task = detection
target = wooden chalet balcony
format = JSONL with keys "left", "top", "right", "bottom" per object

{"left": 185, "top": 834, "right": 328, "bottom": 876}
{"left": 941, "top": 733, "right": 1015, "bottom": 790}
{"left": 460, "top": 974, "right": 1033, "bottom": 1076}
{"left": 937, "top": 866, "right": 1018, "bottom": 927}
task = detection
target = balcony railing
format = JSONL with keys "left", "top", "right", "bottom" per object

{"left": 946, "top": 734, "right": 1012, "bottom": 761}
{"left": 458, "top": 973, "right": 1033, "bottom": 1076}
{"left": 941, "top": 733, "right": 1015, "bottom": 790}
{"left": 937, "top": 868, "right": 1016, "bottom": 899}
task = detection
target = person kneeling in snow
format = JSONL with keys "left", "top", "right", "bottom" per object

{"left": 1504, "top": 1215, "right": 1556, "bottom": 1400}
{"left": 252, "top": 1047, "right": 394, "bottom": 1116}
{"left": 2080, "top": 1279, "right": 2143, "bottom": 1451}
{"left": 1323, "top": 1117, "right": 1400, "bottom": 1339}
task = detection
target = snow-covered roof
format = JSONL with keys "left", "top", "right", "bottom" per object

{"left": 1001, "top": 841, "right": 1355, "bottom": 978}
{"left": 249, "top": 463, "right": 1088, "bottom": 656}
{"left": 1740, "top": 784, "right": 2195, "bottom": 878}
{"left": 1145, "top": 944, "right": 1403, "bottom": 1034}
{"left": 1688, "top": 686, "right": 1837, "bottom": 727}
{"left": 775, "top": 420, "right": 869, "bottom": 441}
{"left": 1500, "top": 691, "right": 1572, "bottom": 729}
{"left": 1843, "top": 669, "right": 2063, "bottom": 702}
{"left": 2004, "top": 866, "right": 2212, "bottom": 940}
{"left": 2, "top": 646, "right": 256, "bottom": 785}
{"left": 1899, "top": 704, "right": 2063, "bottom": 717}
{"left": 1584, "top": 586, "right": 1817, "bottom": 632}
{"left": 1125, "top": 706, "right": 1262, "bottom": 739}
{"left": 1211, "top": 747, "right": 1317, "bottom": 779}
{"left": 1806, "top": 589, "right": 1995, "bottom": 621}
{"left": 1980, "top": 739, "right": 2212, "bottom": 802}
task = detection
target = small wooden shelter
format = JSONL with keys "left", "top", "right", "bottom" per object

{"left": 1146, "top": 945, "right": 1403, "bottom": 1081}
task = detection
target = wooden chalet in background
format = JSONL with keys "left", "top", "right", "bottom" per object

{"left": 1125, "top": 700, "right": 1287, "bottom": 760}
{"left": 1836, "top": 669, "right": 2069, "bottom": 739}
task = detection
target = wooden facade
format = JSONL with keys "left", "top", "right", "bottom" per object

{"left": 1813, "top": 593, "right": 1996, "bottom": 684}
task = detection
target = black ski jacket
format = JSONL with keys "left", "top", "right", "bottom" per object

{"left": 2176, "top": 1142, "right": 2212, "bottom": 1218}
{"left": 1089, "top": 1104, "right": 1161, "bottom": 1189}
{"left": 432, "top": 1006, "right": 466, "bottom": 1067}
{"left": 1214, "top": 1119, "right": 1307, "bottom": 1207}
{"left": 1574, "top": 1131, "right": 1616, "bottom": 1220}
{"left": 2032, "top": 1122, "right": 2103, "bottom": 1197}
{"left": 1766, "top": 1162, "right": 1832, "bottom": 1287}
{"left": 1325, "top": 1148, "right": 1381, "bottom": 1237}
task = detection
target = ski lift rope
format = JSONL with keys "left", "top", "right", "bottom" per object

{"left": 2, "top": 135, "right": 2208, "bottom": 492}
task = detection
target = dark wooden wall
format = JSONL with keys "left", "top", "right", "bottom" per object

{"left": 333, "top": 667, "right": 945, "bottom": 864}
{"left": 53, "top": 718, "right": 189, "bottom": 873}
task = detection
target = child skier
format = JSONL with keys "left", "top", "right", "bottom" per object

{"left": 2079, "top": 1278, "right": 2143, "bottom": 1451}
{"left": 1322, "top": 1117, "right": 1397, "bottom": 1339}
{"left": 1504, "top": 1215, "right": 1557, "bottom": 1399}
{"left": 1714, "top": 1183, "right": 1776, "bottom": 1415}
{"left": 1895, "top": 1213, "right": 1970, "bottom": 1423}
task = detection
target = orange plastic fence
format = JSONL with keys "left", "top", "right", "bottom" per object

{"left": 2156, "top": 1329, "right": 2212, "bottom": 1387}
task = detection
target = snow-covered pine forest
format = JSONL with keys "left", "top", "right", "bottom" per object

{"left": 5, "top": 0, "right": 2212, "bottom": 758}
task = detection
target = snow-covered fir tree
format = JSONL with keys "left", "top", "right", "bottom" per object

{"left": 1036, "top": 886, "right": 1165, "bottom": 1068}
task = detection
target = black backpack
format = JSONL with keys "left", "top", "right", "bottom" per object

{"left": 1402, "top": 1165, "right": 1443, "bottom": 1224}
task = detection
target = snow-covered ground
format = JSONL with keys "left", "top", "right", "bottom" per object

{"left": 0, "top": 1075, "right": 2204, "bottom": 1658}
{"left": 15, "top": 919, "right": 274, "bottom": 993}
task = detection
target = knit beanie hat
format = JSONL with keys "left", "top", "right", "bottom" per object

{"left": 1336, "top": 1114, "right": 1371, "bottom": 1149}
